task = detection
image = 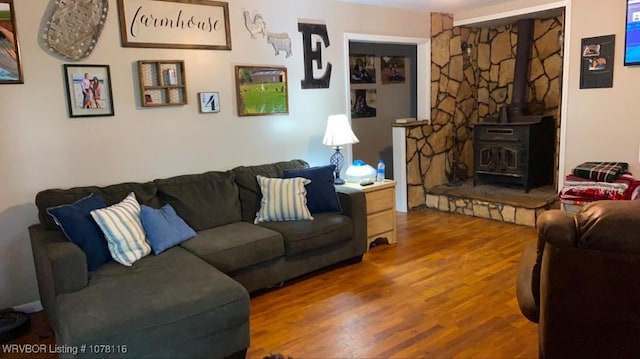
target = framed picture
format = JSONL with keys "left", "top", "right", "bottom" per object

{"left": 117, "top": 0, "right": 231, "bottom": 50}
{"left": 199, "top": 92, "right": 220, "bottom": 113}
{"left": 63, "top": 64, "right": 114, "bottom": 118}
{"left": 350, "top": 89, "right": 377, "bottom": 118}
{"left": 349, "top": 54, "right": 375, "bottom": 84}
{"left": 235, "top": 65, "right": 288, "bottom": 116}
{"left": 381, "top": 56, "right": 405, "bottom": 84}
{"left": 0, "top": 0, "right": 23, "bottom": 84}
{"left": 580, "top": 34, "right": 615, "bottom": 89}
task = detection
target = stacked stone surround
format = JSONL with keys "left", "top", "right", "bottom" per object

{"left": 405, "top": 13, "right": 564, "bottom": 220}
{"left": 425, "top": 193, "right": 552, "bottom": 227}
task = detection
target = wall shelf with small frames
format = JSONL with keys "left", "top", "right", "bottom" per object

{"left": 137, "top": 60, "right": 187, "bottom": 107}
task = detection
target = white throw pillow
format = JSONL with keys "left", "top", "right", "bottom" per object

{"left": 91, "top": 192, "right": 151, "bottom": 266}
{"left": 254, "top": 175, "right": 313, "bottom": 223}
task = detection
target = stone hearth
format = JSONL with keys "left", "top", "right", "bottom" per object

{"left": 425, "top": 180, "right": 559, "bottom": 227}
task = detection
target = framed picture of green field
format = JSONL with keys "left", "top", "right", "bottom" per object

{"left": 0, "top": 0, "right": 23, "bottom": 84}
{"left": 235, "top": 65, "right": 288, "bottom": 116}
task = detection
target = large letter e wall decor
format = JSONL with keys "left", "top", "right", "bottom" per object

{"left": 298, "top": 22, "right": 331, "bottom": 89}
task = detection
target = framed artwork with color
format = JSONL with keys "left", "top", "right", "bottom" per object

{"left": 235, "top": 65, "right": 288, "bottom": 116}
{"left": 63, "top": 64, "right": 114, "bottom": 118}
{"left": 0, "top": 0, "right": 23, "bottom": 84}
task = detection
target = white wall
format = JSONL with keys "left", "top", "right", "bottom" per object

{"left": 0, "top": 0, "right": 429, "bottom": 308}
{"left": 457, "top": 0, "right": 640, "bottom": 179}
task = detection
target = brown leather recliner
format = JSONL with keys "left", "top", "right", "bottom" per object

{"left": 517, "top": 200, "right": 640, "bottom": 358}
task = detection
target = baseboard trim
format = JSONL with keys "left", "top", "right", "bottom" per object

{"left": 13, "top": 300, "right": 43, "bottom": 313}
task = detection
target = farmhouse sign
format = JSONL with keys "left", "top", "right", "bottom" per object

{"left": 117, "top": 0, "right": 231, "bottom": 50}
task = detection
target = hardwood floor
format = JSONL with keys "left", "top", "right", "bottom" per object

{"left": 247, "top": 209, "right": 538, "bottom": 358}
{"left": 7, "top": 209, "right": 539, "bottom": 358}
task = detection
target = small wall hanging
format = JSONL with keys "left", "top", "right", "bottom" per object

{"left": 243, "top": 10, "right": 266, "bottom": 39}
{"left": 349, "top": 54, "right": 376, "bottom": 84}
{"left": 43, "top": 0, "right": 108, "bottom": 61}
{"left": 266, "top": 32, "right": 292, "bottom": 58}
{"left": 298, "top": 22, "right": 331, "bottom": 89}
{"left": 199, "top": 92, "right": 220, "bottom": 113}
{"left": 381, "top": 56, "right": 405, "bottom": 84}
{"left": 580, "top": 34, "right": 615, "bottom": 89}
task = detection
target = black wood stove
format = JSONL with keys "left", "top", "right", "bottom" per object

{"left": 473, "top": 116, "right": 555, "bottom": 192}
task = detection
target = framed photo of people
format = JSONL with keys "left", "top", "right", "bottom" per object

{"left": 63, "top": 64, "right": 115, "bottom": 118}
{"left": 0, "top": 0, "right": 24, "bottom": 84}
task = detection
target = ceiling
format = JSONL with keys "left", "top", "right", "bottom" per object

{"left": 335, "top": 0, "right": 517, "bottom": 13}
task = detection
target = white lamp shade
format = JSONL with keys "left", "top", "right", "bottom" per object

{"left": 322, "top": 114, "right": 360, "bottom": 147}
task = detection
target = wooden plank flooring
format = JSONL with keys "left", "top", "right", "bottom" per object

{"left": 5, "top": 209, "right": 539, "bottom": 358}
{"left": 247, "top": 209, "right": 538, "bottom": 358}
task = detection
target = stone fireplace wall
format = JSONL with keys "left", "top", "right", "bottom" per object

{"left": 413, "top": 12, "right": 564, "bottom": 200}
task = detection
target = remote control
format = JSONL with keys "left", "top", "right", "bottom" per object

{"left": 360, "top": 180, "right": 374, "bottom": 186}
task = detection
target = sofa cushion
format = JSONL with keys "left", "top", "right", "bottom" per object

{"left": 283, "top": 165, "right": 342, "bottom": 214}
{"left": 155, "top": 171, "right": 241, "bottom": 231}
{"left": 231, "top": 160, "right": 309, "bottom": 223}
{"left": 254, "top": 175, "right": 313, "bottom": 223}
{"left": 140, "top": 204, "right": 196, "bottom": 255}
{"left": 36, "top": 186, "right": 103, "bottom": 229}
{"left": 46, "top": 193, "right": 111, "bottom": 271}
{"left": 180, "top": 222, "right": 284, "bottom": 273}
{"left": 35, "top": 182, "right": 159, "bottom": 230}
{"left": 259, "top": 213, "right": 352, "bottom": 256}
{"left": 91, "top": 192, "right": 151, "bottom": 266}
{"left": 100, "top": 181, "right": 160, "bottom": 208}
{"left": 55, "top": 246, "right": 249, "bottom": 346}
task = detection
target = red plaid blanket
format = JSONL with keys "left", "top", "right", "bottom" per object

{"left": 560, "top": 173, "right": 640, "bottom": 201}
{"left": 572, "top": 162, "right": 629, "bottom": 183}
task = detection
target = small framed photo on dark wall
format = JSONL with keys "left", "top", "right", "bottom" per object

{"left": 580, "top": 34, "right": 615, "bottom": 89}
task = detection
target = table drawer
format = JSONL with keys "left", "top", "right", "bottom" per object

{"left": 366, "top": 188, "right": 394, "bottom": 214}
{"left": 367, "top": 210, "right": 394, "bottom": 237}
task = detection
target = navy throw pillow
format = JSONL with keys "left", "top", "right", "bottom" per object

{"left": 140, "top": 204, "right": 197, "bottom": 255}
{"left": 47, "top": 193, "right": 111, "bottom": 271}
{"left": 283, "top": 165, "right": 342, "bottom": 214}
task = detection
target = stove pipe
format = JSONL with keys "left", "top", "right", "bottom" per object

{"left": 509, "top": 19, "right": 534, "bottom": 120}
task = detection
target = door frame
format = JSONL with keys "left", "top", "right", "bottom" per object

{"left": 343, "top": 33, "right": 430, "bottom": 212}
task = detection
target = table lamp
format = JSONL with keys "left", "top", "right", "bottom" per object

{"left": 322, "top": 114, "right": 360, "bottom": 184}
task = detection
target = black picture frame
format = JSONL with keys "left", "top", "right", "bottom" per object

{"left": 580, "top": 34, "right": 615, "bottom": 89}
{"left": 63, "top": 64, "right": 115, "bottom": 118}
{"left": 0, "top": 0, "right": 24, "bottom": 84}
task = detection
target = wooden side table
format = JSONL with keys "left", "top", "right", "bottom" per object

{"left": 342, "top": 180, "right": 397, "bottom": 250}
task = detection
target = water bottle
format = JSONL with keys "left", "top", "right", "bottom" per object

{"left": 376, "top": 160, "right": 385, "bottom": 182}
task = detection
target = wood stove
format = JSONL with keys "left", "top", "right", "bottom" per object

{"left": 473, "top": 116, "right": 555, "bottom": 192}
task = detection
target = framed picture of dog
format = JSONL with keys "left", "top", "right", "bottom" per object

{"left": 63, "top": 64, "right": 115, "bottom": 118}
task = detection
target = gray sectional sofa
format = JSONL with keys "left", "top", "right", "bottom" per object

{"left": 29, "top": 160, "right": 367, "bottom": 358}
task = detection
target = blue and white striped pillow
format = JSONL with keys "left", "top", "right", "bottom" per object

{"left": 90, "top": 192, "right": 151, "bottom": 266}
{"left": 254, "top": 175, "right": 313, "bottom": 224}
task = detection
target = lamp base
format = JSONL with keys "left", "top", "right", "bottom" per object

{"left": 334, "top": 177, "right": 345, "bottom": 185}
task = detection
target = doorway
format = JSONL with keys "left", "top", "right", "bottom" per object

{"left": 348, "top": 41, "right": 418, "bottom": 180}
